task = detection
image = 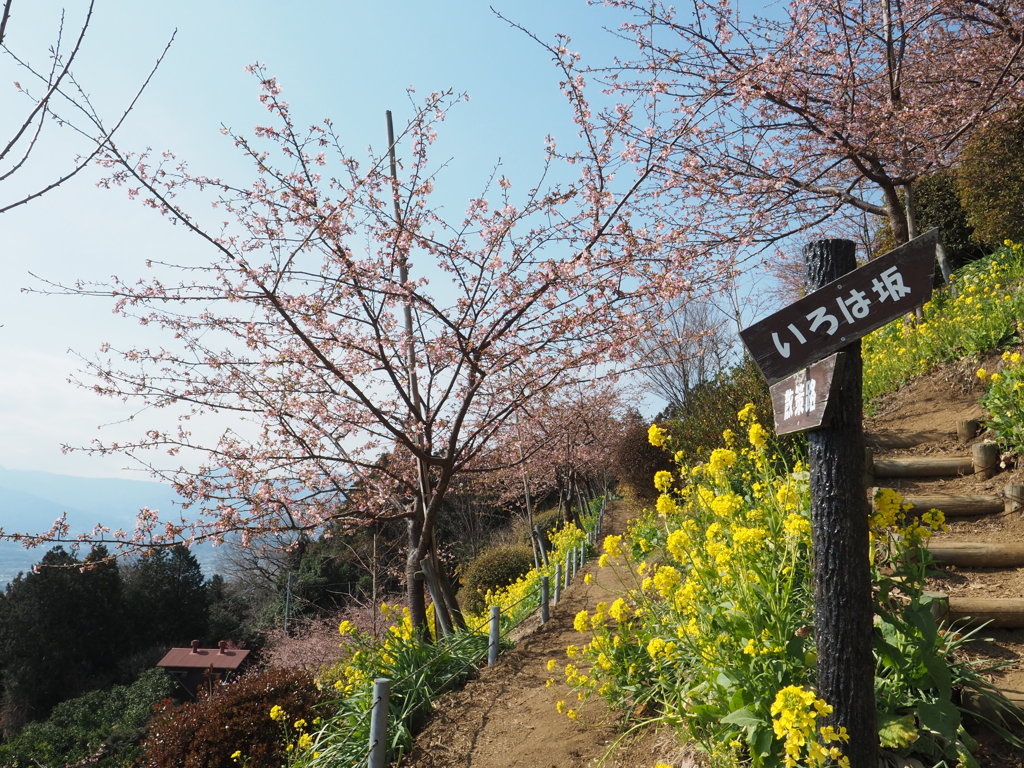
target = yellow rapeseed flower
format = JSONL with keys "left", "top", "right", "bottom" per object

{"left": 653, "top": 470, "right": 674, "bottom": 492}
{"left": 748, "top": 422, "right": 768, "bottom": 449}
{"left": 648, "top": 423, "right": 669, "bottom": 447}
{"left": 573, "top": 610, "right": 589, "bottom": 633}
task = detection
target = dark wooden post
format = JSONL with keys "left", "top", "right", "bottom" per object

{"left": 804, "top": 239, "right": 878, "bottom": 768}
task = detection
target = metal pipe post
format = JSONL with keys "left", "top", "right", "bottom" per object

{"left": 367, "top": 677, "right": 390, "bottom": 768}
{"left": 487, "top": 606, "right": 500, "bottom": 666}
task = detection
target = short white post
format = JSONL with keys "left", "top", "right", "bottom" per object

{"left": 488, "top": 606, "right": 500, "bottom": 666}
{"left": 564, "top": 552, "right": 571, "bottom": 588}
{"left": 368, "top": 677, "right": 390, "bottom": 768}
{"left": 554, "top": 563, "right": 562, "bottom": 603}
{"left": 540, "top": 576, "right": 550, "bottom": 624}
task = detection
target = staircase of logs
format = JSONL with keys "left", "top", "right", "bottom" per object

{"left": 867, "top": 418, "right": 1024, "bottom": 707}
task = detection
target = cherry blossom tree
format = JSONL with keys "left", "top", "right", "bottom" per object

{"left": 478, "top": 382, "right": 626, "bottom": 537}
{"left": 12, "top": 66, "right": 723, "bottom": 630}
{"left": 564, "top": 0, "right": 1024, "bottom": 255}
{"left": 0, "top": 0, "right": 172, "bottom": 212}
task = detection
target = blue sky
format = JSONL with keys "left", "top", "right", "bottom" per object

{"left": 1, "top": 1, "right": 638, "bottom": 479}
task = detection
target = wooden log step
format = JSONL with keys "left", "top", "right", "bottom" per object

{"left": 929, "top": 541, "right": 1024, "bottom": 567}
{"left": 961, "top": 687, "right": 1024, "bottom": 720}
{"left": 945, "top": 597, "right": 1024, "bottom": 629}
{"left": 871, "top": 456, "right": 974, "bottom": 478}
{"left": 902, "top": 494, "right": 1004, "bottom": 517}
{"left": 933, "top": 540, "right": 1024, "bottom": 573}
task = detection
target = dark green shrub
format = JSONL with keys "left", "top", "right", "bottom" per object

{"left": 664, "top": 356, "right": 806, "bottom": 466}
{"left": 460, "top": 545, "right": 535, "bottom": 615}
{"left": 958, "top": 108, "right": 1024, "bottom": 246}
{"left": 0, "top": 668, "right": 174, "bottom": 768}
{"left": 613, "top": 412, "right": 675, "bottom": 500}
{"left": 138, "top": 667, "right": 325, "bottom": 768}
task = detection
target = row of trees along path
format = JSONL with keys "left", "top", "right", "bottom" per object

{"left": 401, "top": 497, "right": 685, "bottom": 768}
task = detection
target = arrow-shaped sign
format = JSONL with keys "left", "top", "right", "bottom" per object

{"left": 741, "top": 229, "right": 939, "bottom": 383}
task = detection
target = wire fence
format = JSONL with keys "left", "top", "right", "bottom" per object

{"left": 328, "top": 495, "right": 609, "bottom": 768}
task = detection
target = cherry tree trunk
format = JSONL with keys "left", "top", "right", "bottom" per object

{"left": 804, "top": 239, "right": 878, "bottom": 768}
{"left": 406, "top": 513, "right": 428, "bottom": 631}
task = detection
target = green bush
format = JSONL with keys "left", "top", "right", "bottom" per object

{"left": 138, "top": 667, "right": 325, "bottom": 768}
{"left": 460, "top": 545, "right": 535, "bottom": 615}
{"left": 0, "top": 668, "right": 174, "bottom": 768}
{"left": 664, "top": 356, "right": 805, "bottom": 467}
{"left": 957, "top": 107, "right": 1024, "bottom": 246}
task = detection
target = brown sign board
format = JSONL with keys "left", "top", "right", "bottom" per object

{"left": 741, "top": 229, "right": 939, "bottom": 383}
{"left": 769, "top": 352, "right": 844, "bottom": 435}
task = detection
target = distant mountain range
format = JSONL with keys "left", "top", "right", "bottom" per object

{"left": 0, "top": 466, "right": 222, "bottom": 588}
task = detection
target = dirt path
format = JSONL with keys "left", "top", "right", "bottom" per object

{"left": 401, "top": 499, "right": 686, "bottom": 768}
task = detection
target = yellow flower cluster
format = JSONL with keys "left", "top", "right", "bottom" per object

{"left": 560, "top": 403, "right": 820, "bottom": 760}
{"left": 654, "top": 470, "right": 674, "bottom": 492}
{"left": 871, "top": 487, "right": 947, "bottom": 546}
{"left": 320, "top": 602, "right": 416, "bottom": 698}
{"left": 263, "top": 705, "right": 319, "bottom": 764}
{"left": 770, "top": 686, "right": 850, "bottom": 768}
{"left": 863, "top": 242, "right": 1024, "bottom": 405}
{"left": 648, "top": 423, "right": 669, "bottom": 447}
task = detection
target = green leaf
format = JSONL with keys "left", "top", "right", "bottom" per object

{"left": 878, "top": 712, "right": 920, "bottom": 749}
{"left": 904, "top": 601, "right": 939, "bottom": 647}
{"left": 922, "top": 653, "right": 953, "bottom": 699}
{"left": 917, "top": 699, "right": 961, "bottom": 738}
{"left": 751, "top": 726, "right": 775, "bottom": 764}
{"left": 721, "top": 706, "right": 763, "bottom": 729}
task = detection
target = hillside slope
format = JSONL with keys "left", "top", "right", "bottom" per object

{"left": 400, "top": 360, "right": 1024, "bottom": 767}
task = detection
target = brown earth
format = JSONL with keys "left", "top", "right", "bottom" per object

{"left": 403, "top": 357, "right": 1024, "bottom": 768}
{"left": 402, "top": 496, "right": 695, "bottom": 768}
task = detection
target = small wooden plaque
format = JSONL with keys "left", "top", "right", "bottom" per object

{"left": 769, "top": 352, "right": 844, "bottom": 435}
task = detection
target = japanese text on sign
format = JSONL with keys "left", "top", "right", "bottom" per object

{"left": 771, "top": 266, "right": 911, "bottom": 359}
{"left": 783, "top": 377, "right": 817, "bottom": 419}
{"left": 769, "top": 353, "right": 844, "bottom": 436}
{"left": 740, "top": 229, "right": 938, "bottom": 383}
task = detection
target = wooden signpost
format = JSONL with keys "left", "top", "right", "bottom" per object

{"left": 741, "top": 228, "right": 938, "bottom": 383}
{"left": 741, "top": 230, "right": 942, "bottom": 768}
{"left": 769, "top": 352, "right": 844, "bottom": 436}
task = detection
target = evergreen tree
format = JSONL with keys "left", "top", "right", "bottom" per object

{"left": 121, "top": 545, "right": 208, "bottom": 650}
{"left": 0, "top": 546, "right": 126, "bottom": 735}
